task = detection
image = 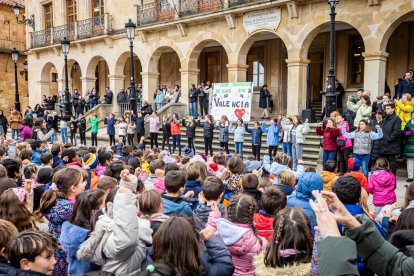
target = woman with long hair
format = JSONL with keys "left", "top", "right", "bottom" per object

{"left": 171, "top": 113, "right": 182, "bottom": 155}
{"left": 0, "top": 110, "right": 8, "bottom": 138}
{"left": 32, "top": 118, "right": 55, "bottom": 142}
{"left": 18, "top": 117, "right": 33, "bottom": 141}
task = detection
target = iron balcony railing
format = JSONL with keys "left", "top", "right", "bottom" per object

{"left": 53, "top": 23, "right": 75, "bottom": 44}
{"left": 0, "top": 39, "right": 26, "bottom": 52}
{"left": 31, "top": 28, "right": 52, "bottom": 48}
{"left": 30, "top": 14, "right": 112, "bottom": 49}
{"left": 138, "top": 0, "right": 225, "bottom": 26}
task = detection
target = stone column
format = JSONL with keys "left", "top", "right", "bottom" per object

{"left": 80, "top": 77, "right": 97, "bottom": 96}
{"left": 226, "top": 64, "right": 249, "bottom": 83}
{"left": 108, "top": 75, "right": 125, "bottom": 115}
{"left": 180, "top": 68, "right": 200, "bottom": 105}
{"left": 141, "top": 72, "right": 159, "bottom": 103}
{"left": 57, "top": 79, "right": 73, "bottom": 93}
{"left": 362, "top": 51, "right": 389, "bottom": 99}
{"left": 285, "top": 58, "right": 310, "bottom": 116}
{"left": 34, "top": 81, "right": 50, "bottom": 106}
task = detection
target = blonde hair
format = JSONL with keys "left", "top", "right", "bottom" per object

{"left": 278, "top": 171, "right": 296, "bottom": 187}
{"left": 402, "top": 93, "right": 412, "bottom": 101}
{"left": 185, "top": 161, "right": 208, "bottom": 181}
{"left": 359, "top": 188, "right": 371, "bottom": 217}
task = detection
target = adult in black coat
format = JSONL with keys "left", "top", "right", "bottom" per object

{"left": 0, "top": 110, "right": 8, "bottom": 138}
{"left": 380, "top": 104, "right": 402, "bottom": 175}
{"left": 76, "top": 96, "right": 86, "bottom": 117}
{"left": 132, "top": 112, "right": 146, "bottom": 142}
{"left": 103, "top": 87, "right": 113, "bottom": 104}
{"left": 259, "top": 85, "right": 270, "bottom": 119}
{"left": 141, "top": 101, "right": 153, "bottom": 117}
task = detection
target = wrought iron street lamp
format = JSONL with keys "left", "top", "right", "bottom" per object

{"left": 61, "top": 38, "right": 72, "bottom": 115}
{"left": 323, "top": 0, "right": 339, "bottom": 118}
{"left": 12, "top": 3, "right": 35, "bottom": 30}
{"left": 125, "top": 18, "right": 137, "bottom": 114}
{"left": 11, "top": 48, "right": 20, "bottom": 112}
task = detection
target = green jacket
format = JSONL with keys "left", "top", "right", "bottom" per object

{"left": 404, "top": 120, "right": 414, "bottom": 159}
{"left": 88, "top": 118, "right": 99, "bottom": 133}
{"left": 344, "top": 215, "right": 414, "bottom": 276}
{"left": 347, "top": 101, "right": 372, "bottom": 127}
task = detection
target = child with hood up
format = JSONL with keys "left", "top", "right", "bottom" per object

{"left": 286, "top": 172, "right": 323, "bottom": 229}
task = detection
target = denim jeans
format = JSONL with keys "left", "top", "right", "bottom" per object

{"left": 354, "top": 153, "right": 370, "bottom": 177}
{"left": 60, "top": 128, "right": 68, "bottom": 144}
{"left": 235, "top": 142, "right": 243, "bottom": 158}
{"left": 282, "top": 143, "right": 292, "bottom": 157}
{"left": 90, "top": 103, "right": 97, "bottom": 110}
{"left": 189, "top": 102, "right": 198, "bottom": 118}
{"left": 50, "top": 131, "right": 57, "bottom": 142}
{"left": 292, "top": 143, "right": 303, "bottom": 171}
{"left": 322, "top": 150, "right": 337, "bottom": 170}
{"left": 11, "top": 129, "right": 19, "bottom": 140}
{"left": 172, "top": 135, "right": 181, "bottom": 155}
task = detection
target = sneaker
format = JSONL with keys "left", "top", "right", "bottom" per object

{"left": 407, "top": 178, "right": 414, "bottom": 183}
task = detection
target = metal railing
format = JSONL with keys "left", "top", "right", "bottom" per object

{"left": 180, "top": 0, "right": 223, "bottom": 16}
{"left": 31, "top": 14, "right": 112, "bottom": 49}
{"left": 77, "top": 15, "right": 106, "bottom": 40}
{"left": 53, "top": 23, "right": 75, "bottom": 44}
{"left": 31, "top": 29, "right": 52, "bottom": 48}
{"left": 119, "top": 101, "right": 143, "bottom": 116}
{"left": 138, "top": 1, "right": 176, "bottom": 26}
{"left": 0, "top": 39, "right": 26, "bottom": 52}
{"left": 137, "top": 0, "right": 273, "bottom": 25}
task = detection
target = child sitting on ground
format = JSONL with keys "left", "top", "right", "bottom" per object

{"left": 144, "top": 159, "right": 166, "bottom": 192}
{"left": 138, "top": 190, "right": 169, "bottom": 236}
{"left": 5, "top": 230, "right": 58, "bottom": 275}
{"left": 204, "top": 195, "right": 268, "bottom": 275}
{"left": 253, "top": 186, "right": 287, "bottom": 241}
{"left": 30, "top": 140, "right": 47, "bottom": 166}
{"left": 274, "top": 171, "right": 296, "bottom": 196}
{"left": 40, "top": 152, "right": 53, "bottom": 168}
{"left": 241, "top": 173, "right": 262, "bottom": 212}
{"left": 193, "top": 176, "right": 227, "bottom": 232}
{"left": 184, "top": 161, "right": 208, "bottom": 210}
{"left": 161, "top": 170, "right": 193, "bottom": 217}
{"left": 0, "top": 219, "right": 18, "bottom": 272}
{"left": 320, "top": 160, "right": 339, "bottom": 192}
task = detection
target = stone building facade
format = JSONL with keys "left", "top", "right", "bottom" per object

{"left": 0, "top": 0, "right": 27, "bottom": 116}
{"left": 26, "top": 0, "right": 414, "bottom": 117}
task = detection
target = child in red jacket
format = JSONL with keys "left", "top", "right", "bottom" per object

{"left": 253, "top": 186, "right": 287, "bottom": 241}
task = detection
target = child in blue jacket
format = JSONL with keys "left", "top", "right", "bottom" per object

{"left": 261, "top": 118, "right": 280, "bottom": 158}
{"left": 245, "top": 122, "right": 263, "bottom": 161}
{"left": 229, "top": 119, "right": 246, "bottom": 158}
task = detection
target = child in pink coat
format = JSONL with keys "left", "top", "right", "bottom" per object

{"left": 203, "top": 194, "right": 268, "bottom": 276}
{"left": 367, "top": 158, "right": 397, "bottom": 216}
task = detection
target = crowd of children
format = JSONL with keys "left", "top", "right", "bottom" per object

{"left": 0, "top": 125, "right": 412, "bottom": 275}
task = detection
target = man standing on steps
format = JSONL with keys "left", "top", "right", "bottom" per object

{"left": 380, "top": 103, "right": 401, "bottom": 175}
{"left": 198, "top": 83, "right": 206, "bottom": 118}
{"left": 189, "top": 84, "right": 198, "bottom": 118}
{"left": 78, "top": 113, "right": 87, "bottom": 145}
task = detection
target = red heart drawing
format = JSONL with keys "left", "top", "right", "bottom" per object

{"left": 234, "top": 109, "right": 245, "bottom": 119}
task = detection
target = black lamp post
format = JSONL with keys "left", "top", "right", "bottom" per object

{"left": 61, "top": 38, "right": 72, "bottom": 116}
{"left": 11, "top": 48, "right": 20, "bottom": 112}
{"left": 12, "top": 3, "right": 35, "bottom": 30}
{"left": 125, "top": 18, "right": 137, "bottom": 114}
{"left": 324, "top": 0, "right": 339, "bottom": 118}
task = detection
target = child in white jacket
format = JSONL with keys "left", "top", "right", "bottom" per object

{"left": 77, "top": 171, "right": 152, "bottom": 275}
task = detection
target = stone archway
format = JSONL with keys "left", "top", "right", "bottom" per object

{"left": 40, "top": 62, "right": 59, "bottom": 97}
{"left": 85, "top": 56, "right": 110, "bottom": 96}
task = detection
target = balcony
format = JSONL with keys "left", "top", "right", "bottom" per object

{"left": 137, "top": 0, "right": 274, "bottom": 26}
{"left": 30, "top": 14, "right": 112, "bottom": 49}
{"left": 0, "top": 39, "right": 26, "bottom": 52}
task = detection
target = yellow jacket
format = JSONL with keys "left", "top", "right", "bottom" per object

{"left": 396, "top": 101, "right": 414, "bottom": 130}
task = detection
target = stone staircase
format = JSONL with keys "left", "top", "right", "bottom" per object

{"left": 309, "top": 102, "right": 323, "bottom": 121}
{"left": 155, "top": 123, "right": 322, "bottom": 168}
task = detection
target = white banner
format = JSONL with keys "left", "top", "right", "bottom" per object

{"left": 211, "top": 82, "right": 253, "bottom": 122}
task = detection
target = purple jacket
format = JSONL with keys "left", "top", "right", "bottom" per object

{"left": 366, "top": 170, "right": 397, "bottom": 206}
{"left": 337, "top": 121, "right": 353, "bottom": 149}
{"left": 18, "top": 125, "right": 32, "bottom": 141}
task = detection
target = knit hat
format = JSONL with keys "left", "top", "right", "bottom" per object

{"left": 295, "top": 172, "right": 323, "bottom": 200}
{"left": 209, "top": 163, "right": 218, "bottom": 172}
{"left": 163, "top": 155, "right": 176, "bottom": 164}
{"left": 119, "top": 174, "right": 138, "bottom": 192}
{"left": 347, "top": 158, "right": 361, "bottom": 172}
{"left": 244, "top": 160, "right": 262, "bottom": 173}
{"left": 184, "top": 147, "right": 194, "bottom": 158}
{"left": 82, "top": 153, "right": 98, "bottom": 169}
